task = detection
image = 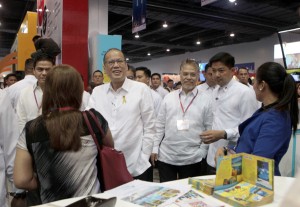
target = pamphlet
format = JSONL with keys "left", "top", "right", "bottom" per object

{"left": 213, "top": 153, "right": 274, "bottom": 207}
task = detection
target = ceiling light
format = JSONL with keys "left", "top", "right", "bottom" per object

{"left": 166, "top": 48, "right": 170, "bottom": 52}
{"left": 229, "top": 0, "right": 236, "bottom": 2}
{"left": 134, "top": 33, "right": 140, "bottom": 38}
{"left": 0, "top": 4, "right": 2, "bottom": 8}
{"left": 0, "top": 22, "right": 1, "bottom": 26}
{"left": 230, "top": 32, "right": 235, "bottom": 37}
{"left": 126, "top": 58, "right": 129, "bottom": 61}
{"left": 147, "top": 52, "right": 151, "bottom": 56}
{"left": 196, "top": 40, "right": 201, "bottom": 45}
{"left": 163, "top": 22, "right": 168, "bottom": 28}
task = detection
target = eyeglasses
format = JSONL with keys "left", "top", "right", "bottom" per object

{"left": 105, "top": 59, "right": 125, "bottom": 67}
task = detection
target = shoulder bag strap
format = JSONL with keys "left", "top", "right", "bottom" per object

{"left": 87, "top": 110, "right": 106, "bottom": 140}
{"left": 82, "top": 111, "right": 102, "bottom": 152}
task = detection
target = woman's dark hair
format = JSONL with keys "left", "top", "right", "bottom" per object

{"left": 42, "top": 64, "right": 84, "bottom": 151}
{"left": 256, "top": 62, "right": 299, "bottom": 131}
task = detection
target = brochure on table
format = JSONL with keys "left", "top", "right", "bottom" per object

{"left": 213, "top": 153, "right": 274, "bottom": 207}
{"left": 105, "top": 179, "right": 225, "bottom": 207}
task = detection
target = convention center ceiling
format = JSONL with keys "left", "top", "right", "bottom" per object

{"left": 1, "top": 0, "right": 300, "bottom": 63}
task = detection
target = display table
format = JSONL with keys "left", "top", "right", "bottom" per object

{"left": 34, "top": 175, "right": 295, "bottom": 207}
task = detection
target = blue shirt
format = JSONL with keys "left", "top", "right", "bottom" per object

{"left": 235, "top": 107, "right": 292, "bottom": 176}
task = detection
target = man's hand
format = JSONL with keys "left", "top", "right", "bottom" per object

{"left": 200, "top": 130, "right": 226, "bottom": 144}
{"left": 151, "top": 153, "right": 158, "bottom": 166}
{"left": 214, "top": 147, "right": 226, "bottom": 166}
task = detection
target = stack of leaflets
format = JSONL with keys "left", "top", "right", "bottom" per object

{"left": 188, "top": 178, "right": 215, "bottom": 195}
{"left": 213, "top": 153, "right": 274, "bottom": 207}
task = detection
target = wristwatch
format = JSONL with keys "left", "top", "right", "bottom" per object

{"left": 9, "top": 191, "right": 27, "bottom": 199}
{"left": 223, "top": 130, "right": 227, "bottom": 139}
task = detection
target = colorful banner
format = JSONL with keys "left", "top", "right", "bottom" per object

{"left": 96, "top": 35, "right": 122, "bottom": 83}
{"left": 235, "top": 62, "right": 255, "bottom": 77}
{"left": 132, "top": 0, "right": 147, "bottom": 33}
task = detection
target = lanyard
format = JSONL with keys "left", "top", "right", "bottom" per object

{"left": 179, "top": 89, "right": 198, "bottom": 117}
{"left": 33, "top": 87, "right": 42, "bottom": 111}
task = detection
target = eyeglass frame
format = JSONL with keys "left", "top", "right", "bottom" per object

{"left": 104, "top": 59, "right": 126, "bottom": 67}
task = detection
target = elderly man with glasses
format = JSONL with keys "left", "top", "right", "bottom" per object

{"left": 88, "top": 48, "right": 156, "bottom": 181}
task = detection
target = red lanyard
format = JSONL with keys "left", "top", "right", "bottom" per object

{"left": 33, "top": 87, "right": 42, "bottom": 111}
{"left": 179, "top": 89, "right": 198, "bottom": 117}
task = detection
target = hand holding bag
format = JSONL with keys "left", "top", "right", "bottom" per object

{"left": 82, "top": 110, "right": 133, "bottom": 191}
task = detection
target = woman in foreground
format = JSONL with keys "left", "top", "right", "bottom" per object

{"left": 14, "top": 65, "right": 114, "bottom": 203}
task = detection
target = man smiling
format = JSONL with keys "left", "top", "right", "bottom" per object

{"left": 151, "top": 59, "right": 213, "bottom": 182}
{"left": 88, "top": 48, "right": 156, "bottom": 181}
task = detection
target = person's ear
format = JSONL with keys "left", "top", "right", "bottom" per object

{"left": 259, "top": 81, "right": 266, "bottom": 91}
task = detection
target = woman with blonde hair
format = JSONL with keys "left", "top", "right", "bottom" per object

{"left": 14, "top": 64, "right": 113, "bottom": 203}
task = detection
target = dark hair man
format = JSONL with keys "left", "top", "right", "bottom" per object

{"left": 151, "top": 73, "right": 169, "bottom": 98}
{"left": 8, "top": 58, "right": 37, "bottom": 109}
{"left": 200, "top": 52, "right": 258, "bottom": 174}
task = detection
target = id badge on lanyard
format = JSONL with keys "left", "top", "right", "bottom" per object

{"left": 177, "top": 119, "right": 189, "bottom": 130}
{"left": 177, "top": 90, "right": 198, "bottom": 131}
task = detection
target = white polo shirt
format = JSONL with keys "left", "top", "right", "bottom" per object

{"left": 207, "top": 79, "right": 258, "bottom": 167}
{"left": 7, "top": 75, "right": 37, "bottom": 109}
{"left": 88, "top": 78, "right": 156, "bottom": 177}
{"left": 16, "top": 82, "right": 43, "bottom": 133}
{"left": 154, "top": 87, "right": 213, "bottom": 165}
{"left": 153, "top": 85, "right": 169, "bottom": 99}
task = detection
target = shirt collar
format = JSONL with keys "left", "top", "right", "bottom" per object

{"left": 33, "top": 81, "right": 42, "bottom": 90}
{"left": 219, "top": 78, "right": 234, "bottom": 92}
{"left": 179, "top": 86, "right": 198, "bottom": 96}
{"left": 107, "top": 78, "right": 130, "bottom": 93}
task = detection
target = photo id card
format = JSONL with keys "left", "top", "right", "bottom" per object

{"left": 177, "top": 120, "right": 189, "bottom": 130}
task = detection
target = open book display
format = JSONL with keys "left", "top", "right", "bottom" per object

{"left": 213, "top": 153, "right": 274, "bottom": 207}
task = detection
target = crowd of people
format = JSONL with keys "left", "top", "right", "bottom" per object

{"left": 0, "top": 46, "right": 298, "bottom": 206}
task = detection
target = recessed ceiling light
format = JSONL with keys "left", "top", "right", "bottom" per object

{"left": 126, "top": 58, "right": 129, "bottom": 61}
{"left": 166, "top": 48, "right": 170, "bottom": 52}
{"left": 196, "top": 40, "right": 201, "bottom": 45}
{"left": 134, "top": 33, "right": 140, "bottom": 38}
{"left": 230, "top": 32, "right": 235, "bottom": 37}
{"left": 147, "top": 52, "right": 151, "bottom": 56}
{"left": 0, "top": 4, "right": 2, "bottom": 8}
{"left": 163, "top": 21, "right": 168, "bottom": 28}
{"left": 229, "top": 0, "right": 236, "bottom": 2}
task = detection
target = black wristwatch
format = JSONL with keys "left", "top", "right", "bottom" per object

{"left": 223, "top": 130, "right": 227, "bottom": 139}
{"left": 9, "top": 191, "right": 27, "bottom": 199}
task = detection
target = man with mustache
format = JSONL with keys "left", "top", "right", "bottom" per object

{"left": 151, "top": 59, "right": 213, "bottom": 182}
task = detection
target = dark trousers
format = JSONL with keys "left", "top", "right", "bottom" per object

{"left": 157, "top": 160, "right": 205, "bottom": 183}
{"left": 206, "top": 164, "right": 216, "bottom": 175}
{"left": 133, "top": 166, "right": 153, "bottom": 182}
